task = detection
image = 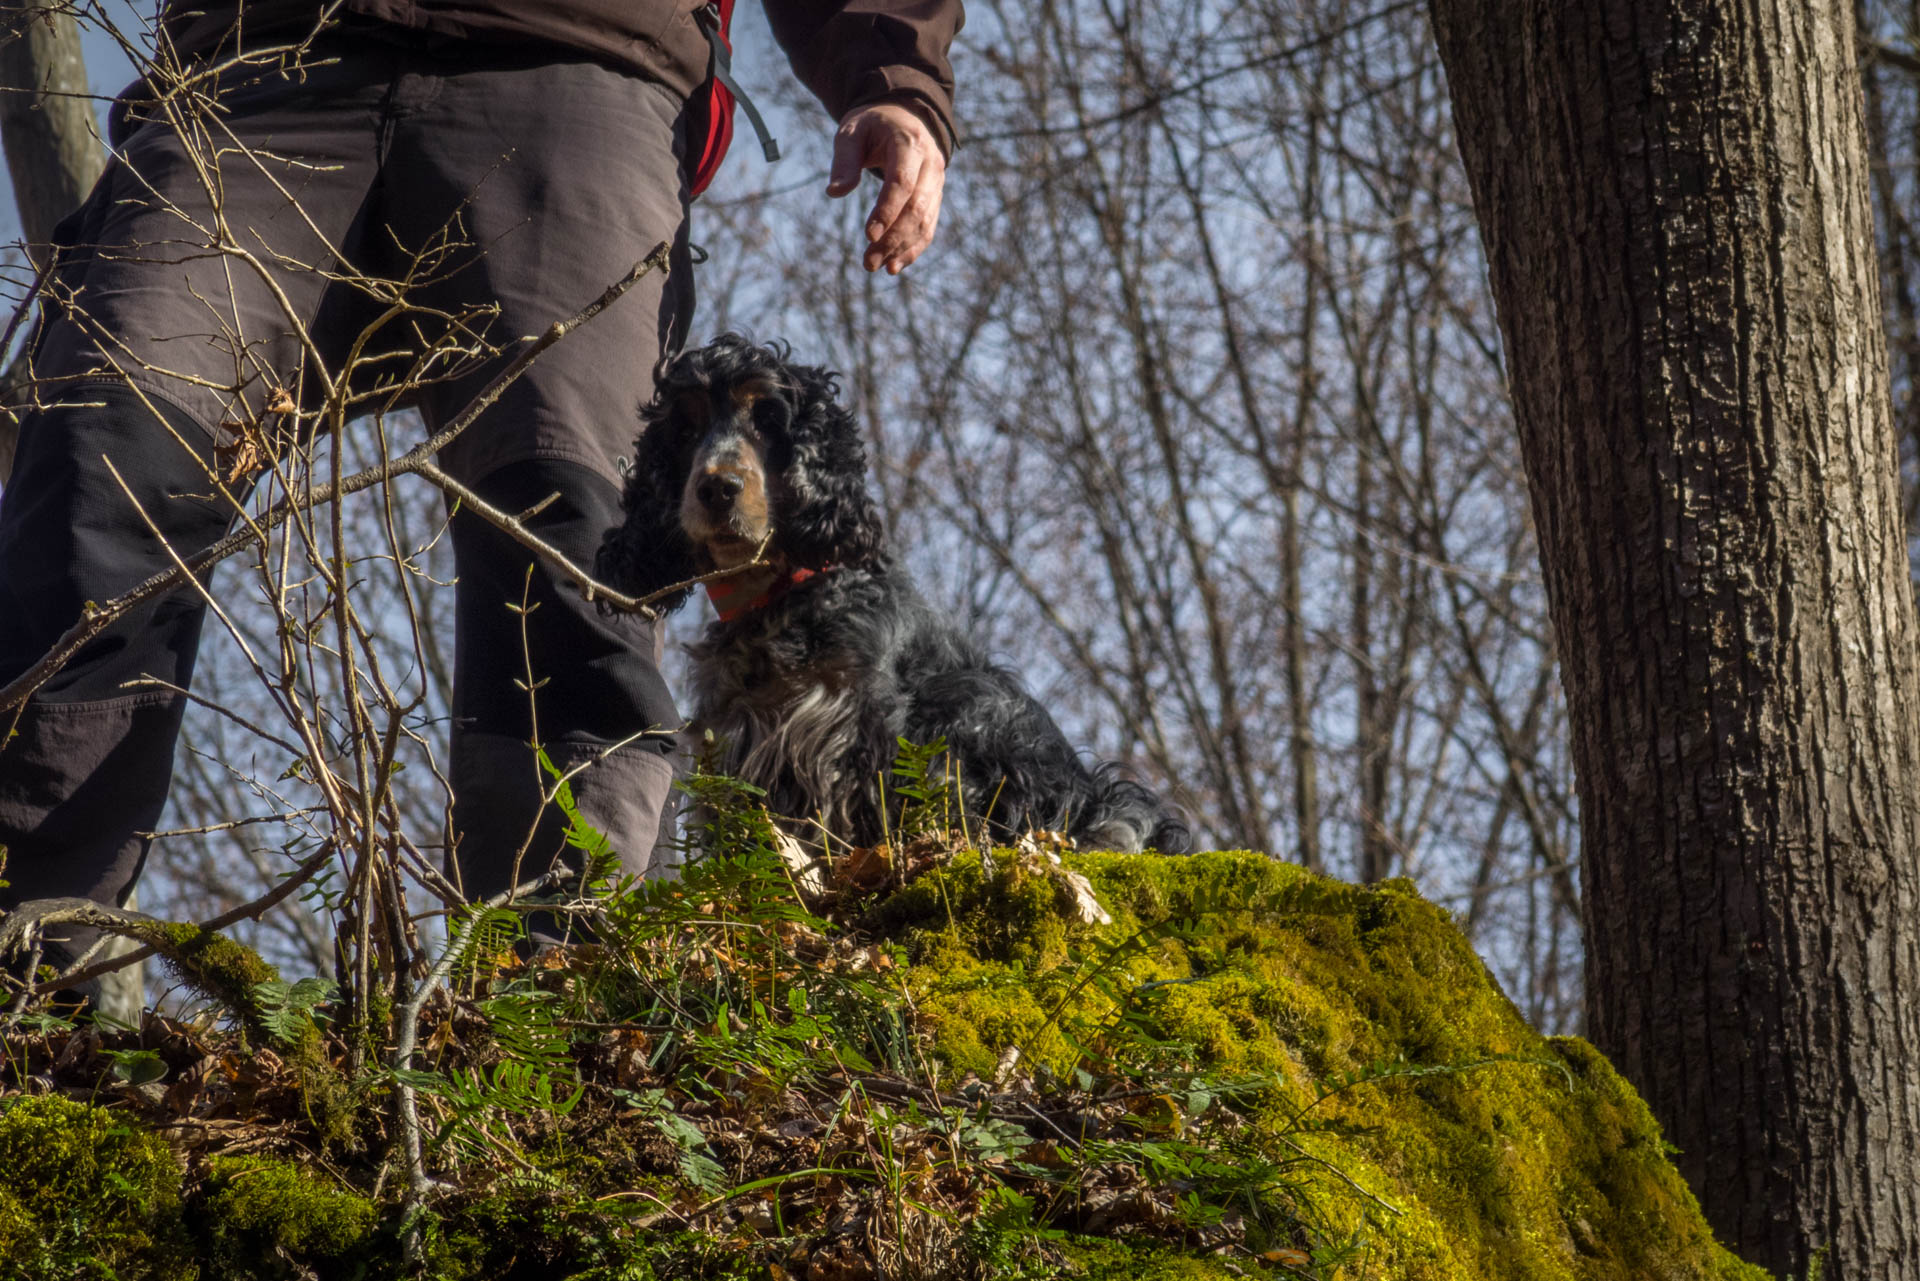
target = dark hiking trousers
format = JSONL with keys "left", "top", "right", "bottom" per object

{"left": 0, "top": 29, "right": 694, "bottom": 961}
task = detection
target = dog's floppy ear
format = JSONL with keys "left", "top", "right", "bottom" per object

{"left": 778, "top": 361, "right": 886, "bottom": 569}
{"left": 595, "top": 397, "right": 699, "bottom": 614}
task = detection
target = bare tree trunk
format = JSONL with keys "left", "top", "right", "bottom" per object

{"left": 1350, "top": 440, "right": 1391, "bottom": 883}
{"left": 1431, "top": 0, "right": 1920, "bottom": 1274}
{"left": 1284, "top": 87, "right": 1327, "bottom": 876}
{"left": 1281, "top": 393, "right": 1322, "bottom": 873}
{"left": 0, "top": 1, "right": 99, "bottom": 252}
{"left": 0, "top": 0, "right": 105, "bottom": 481}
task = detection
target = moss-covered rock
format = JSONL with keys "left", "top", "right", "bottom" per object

{"left": 0, "top": 1094, "right": 195, "bottom": 1280}
{"left": 196, "top": 1153, "right": 379, "bottom": 1277}
{"left": 0, "top": 849, "right": 1771, "bottom": 1280}
{"left": 1061, "top": 1239, "right": 1259, "bottom": 1280}
{"left": 886, "top": 850, "right": 1769, "bottom": 1281}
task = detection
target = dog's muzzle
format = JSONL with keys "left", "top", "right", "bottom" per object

{"left": 681, "top": 430, "right": 773, "bottom": 563}
{"left": 695, "top": 469, "right": 745, "bottom": 513}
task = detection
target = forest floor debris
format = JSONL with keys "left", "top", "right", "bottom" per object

{"left": 0, "top": 771, "right": 1767, "bottom": 1280}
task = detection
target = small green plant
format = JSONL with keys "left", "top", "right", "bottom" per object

{"left": 609, "top": 1087, "right": 727, "bottom": 1194}
{"left": 392, "top": 1056, "right": 587, "bottom": 1164}
{"left": 538, "top": 747, "right": 622, "bottom": 888}
{"left": 102, "top": 1047, "right": 168, "bottom": 1087}
{"left": 890, "top": 735, "right": 956, "bottom": 839}
{"left": 476, "top": 985, "right": 575, "bottom": 1081}
{"left": 252, "top": 976, "right": 338, "bottom": 1047}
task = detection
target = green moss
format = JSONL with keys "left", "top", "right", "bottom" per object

{"left": 133, "top": 919, "right": 281, "bottom": 1037}
{"left": 421, "top": 1173, "right": 686, "bottom": 1281}
{"left": 0, "top": 1095, "right": 194, "bottom": 1280}
{"left": 196, "top": 1154, "right": 378, "bottom": 1277}
{"left": 886, "top": 849, "right": 1771, "bottom": 1281}
{"left": 284, "top": 1026, "right": 359, "bottom": 1152}
{"left": 0, "top": 849, "right": 1774, "bottom": 1281}
{"left": 1059, "top": 1238, "right": 1247, "bottom": 1280}
{"left": 130, "top": 922, "right": 366, "bottom": 1152}
{"left": 872, "top": 850, "right": 1077, "bottom": 968}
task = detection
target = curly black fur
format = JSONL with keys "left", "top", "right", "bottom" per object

{"left": 597, "top": 336, "right": 885, "bottom": 613}
{"left": 598, "top": 335, "right": 1191, "bottom": 855}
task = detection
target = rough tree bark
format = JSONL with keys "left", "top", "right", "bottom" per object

{"left": 0, "top": 0, "right": 104, "bottom": 481}
{"left": 1429, "top": 0, "right": 1920, "bottom": 1276}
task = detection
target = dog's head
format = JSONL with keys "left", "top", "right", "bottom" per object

{"left": 596, "top": 335, "right": 887, "bottom": 613}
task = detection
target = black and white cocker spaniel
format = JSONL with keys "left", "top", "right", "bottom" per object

{"left": 597, "top": 335, "right": 1190, "bottom": 855}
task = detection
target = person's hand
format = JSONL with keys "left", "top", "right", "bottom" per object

{"left": 826, "top": 102, "right": 947, "bottom": 274}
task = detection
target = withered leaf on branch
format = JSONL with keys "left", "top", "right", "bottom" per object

{"left": 214, "top": 420, "right": 266, "bottom": 486}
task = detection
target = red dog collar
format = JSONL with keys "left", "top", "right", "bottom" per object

{"left": 706, "top": 566, "right": 831, "bottom": 622}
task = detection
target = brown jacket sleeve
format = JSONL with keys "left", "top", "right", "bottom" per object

{"left": 764, "top": 0, "right": 964, "bottom": 155}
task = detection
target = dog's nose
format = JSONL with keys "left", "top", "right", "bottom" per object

{"left": 696, "top": 471, "right": 745, "bottom": 512}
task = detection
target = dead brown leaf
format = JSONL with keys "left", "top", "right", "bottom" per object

{"left": 834, "top": 843, "right": 893, "bottom": 893}
{"left": 162, "top": 1054, "right": 220, "bottom": 1117}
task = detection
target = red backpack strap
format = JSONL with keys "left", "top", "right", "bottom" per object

{"left": 690, "top": 0, "right": 780, "bottom": 197}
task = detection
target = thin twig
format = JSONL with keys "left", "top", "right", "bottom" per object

{"left": 419, "top": 455, "right": 775, "bottom": 616}
{"left": 391, "top": 862, "right": 579, "bottom": 1255}
{"left": 0, "top": 245, "right": 672, "bottom": 716}
{"left": 1274, "top": 1133, "right": 1403, "bottom": 1215}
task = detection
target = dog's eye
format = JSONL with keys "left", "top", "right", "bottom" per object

{"left": 751, "top": 399, "right": 791, "bottom": 434}
{"left": 672, "top": 395, "right": 709, "bottom": 433}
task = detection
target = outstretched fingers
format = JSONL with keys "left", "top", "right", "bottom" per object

{"left": 827, "top": 103, "right": 948, "bottom": 275}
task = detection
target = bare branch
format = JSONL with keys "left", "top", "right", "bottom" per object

{"left": 0, "top": 244, "right": 671, "bottom": 717}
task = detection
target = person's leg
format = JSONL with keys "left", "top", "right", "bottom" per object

{"left": 442, "top": 460, "right": 683, "bottom": 907}
{"left": 0, "top": 38, "right": 392, "bottom": 964}
{"left": 0, "top": 390, "right": 227, "bottom": 931}
{"left": 377, "top": 49, "right": 695, "bottom": 898}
